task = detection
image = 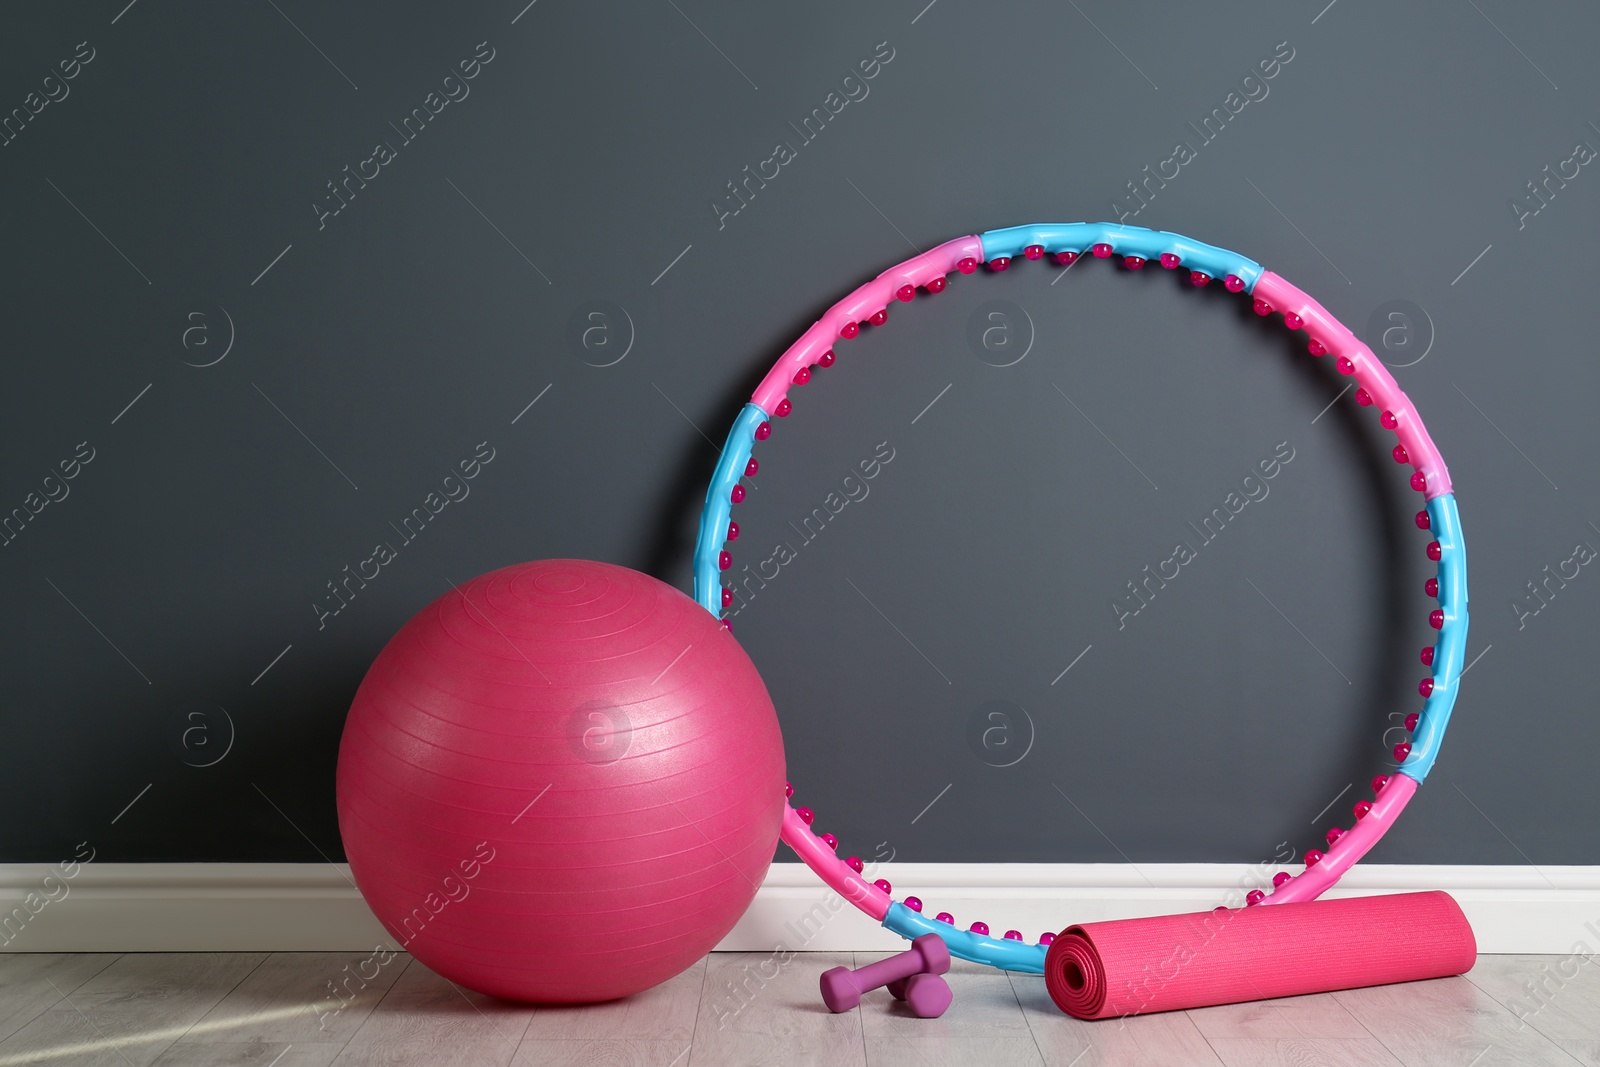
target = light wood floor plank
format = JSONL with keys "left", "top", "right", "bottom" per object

{"left": 0, "top": 953, "right": 120, "bottom": 1043}
{"left": 688, "top": 951, "right": 865, "bottom": 1067}
{"left": 1335, "top": 972, "right": 1582, "bottom": 1067}
{"left": 150, "top": 1040, "right": 346, "bottom": 1066}
{"left": 1203, "top": 1037, "right": 1405, "bottom": 1067}
{"left": 511, "top": 1038, "right": 692, "bottom": 1066}
{"left": 0, "top": 1009, "right": 144, "bottom": 1067}
{"left": 1009, "top": 970, "right": 1226, "bottom": 1067}
{"left": 517, "top": 955, "right": 706, "bottom": 1046}
{"left": 693, "top": 1029, "right": 868, "bottom": 1067}
{"left": 0, "top": 953, "right": 266, "bottom": 1067}
{"left": 864, "top": 1035, "right": 1044, "bottom": 1066}
{"left": 331, "top": 957, "right": 532, "bottom": 1067}
{"left": 1464, "top": 955, "right": 1600, "bottom": 1066}
{"left": 160, "top": 951, "right": 409, "bottom": 1050}
{"left": 1186, "top": 992, "right": 1374, "bottom": 1041}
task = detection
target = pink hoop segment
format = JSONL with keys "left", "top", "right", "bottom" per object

{"left": 1264, "top": 772, "right": 1418, "bottom": 904}
{"left": 750, "top": 236, "right": 985, "bottom": 415}
{"left": 1252, "top": 272, "right": 1453, "bottom": 499}
{"left": 781, "top": 805, "right": 891, "bottom": 921}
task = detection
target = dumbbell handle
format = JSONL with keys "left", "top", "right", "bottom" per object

{"left": 852, "top": 936, "right": 949, "bottom": 990}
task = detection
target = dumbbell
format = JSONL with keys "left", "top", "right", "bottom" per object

{"left": 819, "top": 933, "right": 952, "bottom": 1017}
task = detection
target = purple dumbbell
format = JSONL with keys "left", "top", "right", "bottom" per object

{"left": 820, "top": 933, "right": 952, "bottom": 1016}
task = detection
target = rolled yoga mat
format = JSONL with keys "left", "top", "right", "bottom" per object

{"left": 1044, "top": 891, "right": 1476, "bottom": 1019}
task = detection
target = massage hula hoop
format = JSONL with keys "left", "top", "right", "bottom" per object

{"left": 690, "top": 222, "right": 1469, "bottom": 975}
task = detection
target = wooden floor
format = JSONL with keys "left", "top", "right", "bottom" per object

{"left": 0, "top": 951, "right": 1595, "bottom": 1066}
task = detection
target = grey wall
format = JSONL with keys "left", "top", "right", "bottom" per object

{"left": 2, "top": 0, "right": 1595, "bottom": 868}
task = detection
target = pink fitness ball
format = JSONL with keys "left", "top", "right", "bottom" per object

{"left": 336, "top": 560, "right": 786, "bottom": 1003}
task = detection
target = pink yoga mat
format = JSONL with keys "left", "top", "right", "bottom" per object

{"left": 1044, "top": 891, "right": 1476, "bottom": 1019}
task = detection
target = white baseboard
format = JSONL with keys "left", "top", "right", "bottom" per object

{"left": 4, "top": 862, "right": 1598, "bottom": 955}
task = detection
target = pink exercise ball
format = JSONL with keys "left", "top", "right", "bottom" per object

{"left": 336, "top": 559, "right": 786, "bottom": 1002}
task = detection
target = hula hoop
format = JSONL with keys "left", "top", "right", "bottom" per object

{"left": 690, "top": 222, "right": 1469, "bottom": 975}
